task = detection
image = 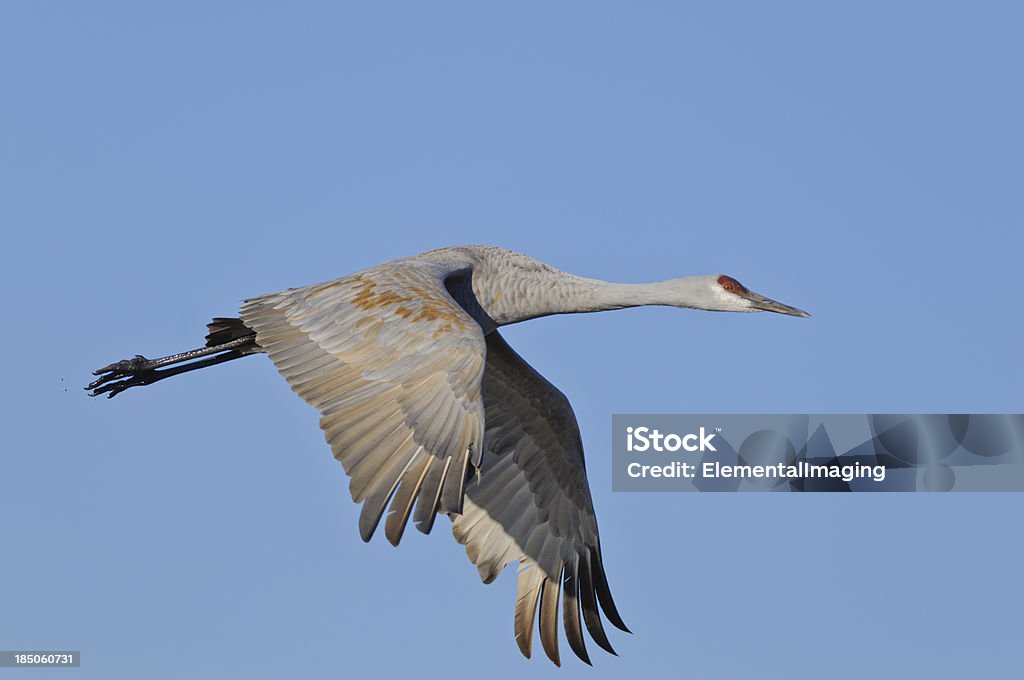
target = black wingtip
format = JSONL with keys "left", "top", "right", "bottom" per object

{"left": 609, "top": 616, "right": 632, "bottom": 635}
{"left": 591, "top": 546, "right": 630, "bottom": 634}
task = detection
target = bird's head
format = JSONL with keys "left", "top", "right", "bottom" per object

{"left": 667, "top": 274, "right": 811, "bottom": 317}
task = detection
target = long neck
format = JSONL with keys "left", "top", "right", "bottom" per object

{"left": 476, "top": 271, "right": 706, "bottom": 326}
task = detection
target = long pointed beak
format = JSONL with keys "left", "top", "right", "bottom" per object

{"left": 745, "top": 291, "right": 811, "bottom": 317}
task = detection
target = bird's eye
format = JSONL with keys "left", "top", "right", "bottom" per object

{"left": 717, "top": 275, "right": 745, "bottom": 293}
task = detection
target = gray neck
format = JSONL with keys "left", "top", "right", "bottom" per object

{"left": 474, "top": 271, "right": 708, "bottom": 327}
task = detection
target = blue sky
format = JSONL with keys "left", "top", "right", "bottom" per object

{"left": 2, "top": 2, "right": 1022, "bottom": 678}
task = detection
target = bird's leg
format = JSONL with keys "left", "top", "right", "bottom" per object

{"left": 87, "top": 335, "right": 255, "bottom": 398}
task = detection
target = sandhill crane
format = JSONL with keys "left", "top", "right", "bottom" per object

{"left": 88, "top": 245, "right": 809, "bottom": 665}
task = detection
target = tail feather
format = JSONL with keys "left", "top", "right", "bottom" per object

{"left": 206, "top": 317, "right": 257, "bottom": 348}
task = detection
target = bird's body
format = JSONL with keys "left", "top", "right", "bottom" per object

{"left": 89, "top": 245, "right": 809, "bottom": 666}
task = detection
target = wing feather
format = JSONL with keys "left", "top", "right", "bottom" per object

{"left": 579, "top": 551, "right": 616, "bottom": 655}
{"left": 356, "top": 441, "right": 421, "bottom": 541}
{"left": 384, "top": 453, "right": 433, "bottom": 546}
{"left": 592, "top": 545, "right": 629, "bottom": 634}
{"left": 561, "top": 555, "right": 591, "bottom": 666}
{"left": 414, "top": 456, "right": 451, "bottom": 534}
{"left": 538, "top": 572, "right": 562, "bottom": 666}
{"left": 451, "top": 331, "right": 627, "bottom": 665}
{"left": 240, "top": 261, "right": 486, "bottom": 544}
{"left": 514, "top": 564, "right": 545, "bottom": 658}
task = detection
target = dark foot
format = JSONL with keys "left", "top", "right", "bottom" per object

{"left": 86, "top": 348, "right": 249, "bottom": 398}
{"left": 87, "top": 355, "right": 158, "bottom": 398}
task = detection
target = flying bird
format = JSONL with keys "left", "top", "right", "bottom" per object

{"left": 88, "top": 245, "right": 809, "bottom": 665}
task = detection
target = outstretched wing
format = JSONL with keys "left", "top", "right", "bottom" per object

{"left": 452, "top": 331, "right": 629, "bottom": 666}
{"left": 240, "top": 262, "right": 486, "bottom": 543}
